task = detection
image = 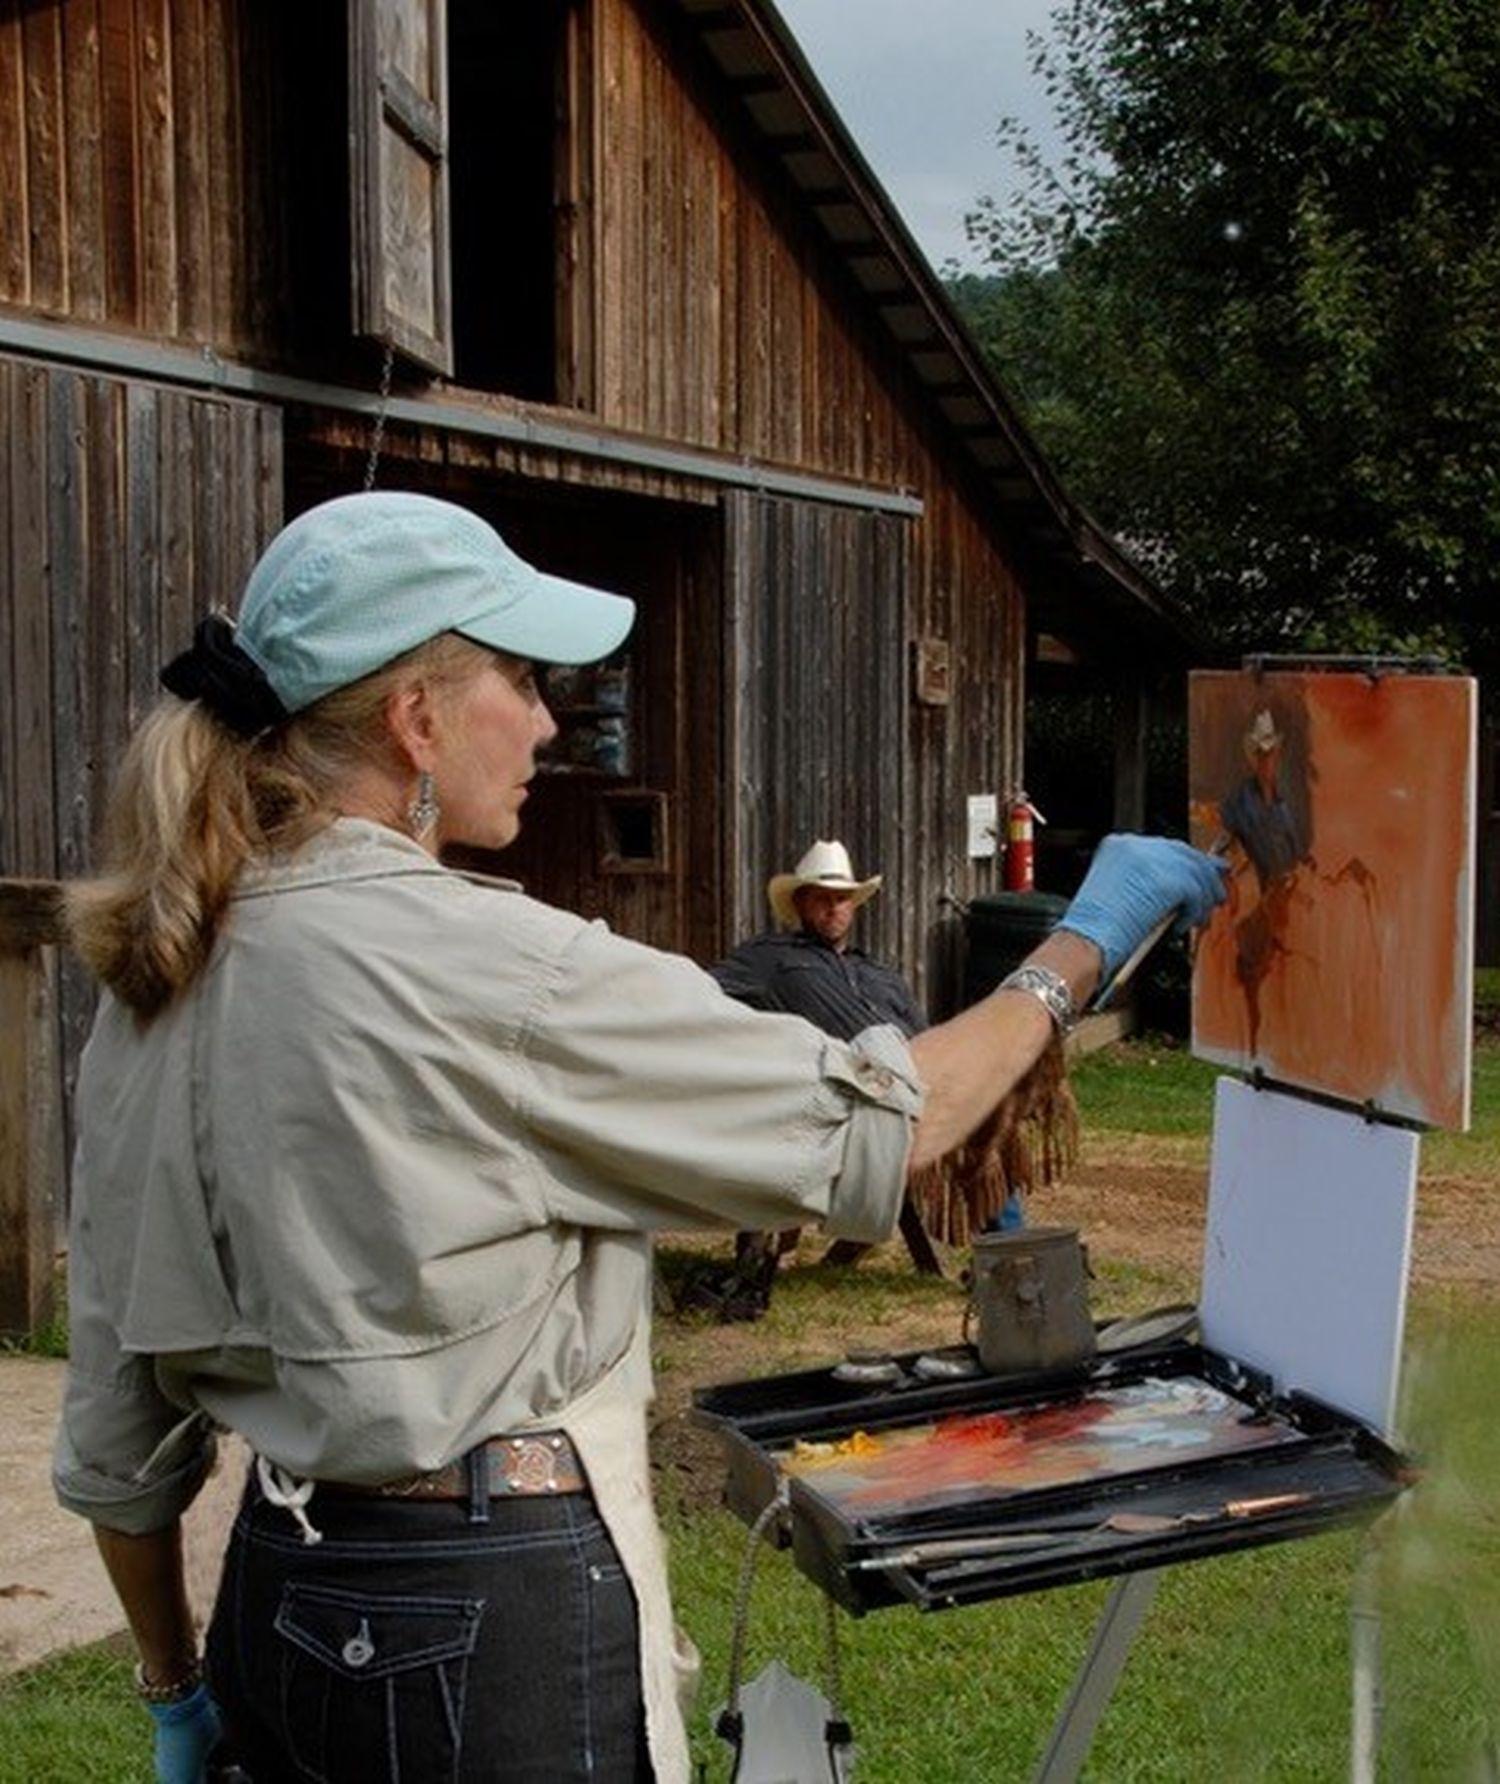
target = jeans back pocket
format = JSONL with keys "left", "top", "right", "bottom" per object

{"left": 274, "top": 1581, "right": 484, "bottom": 1783}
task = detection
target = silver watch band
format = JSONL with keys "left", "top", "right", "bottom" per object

{"left": 996, "top": 963, "right": 1079, "bottom": 1037}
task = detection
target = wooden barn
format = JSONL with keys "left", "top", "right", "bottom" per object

{"left": 0, "top": 0, "right": 1185, "bottom": 1331}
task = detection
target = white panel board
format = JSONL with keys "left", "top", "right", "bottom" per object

{"left": 966, "top": 793, "right": 998, "bottom": 858}
{"left": 1200, "top": 1077, "right": 1417, "bottom": 1437}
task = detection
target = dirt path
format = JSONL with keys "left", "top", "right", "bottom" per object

{"left": 1033, "top": 1134, "right": 1500, "bottom": 1293}
{"left": 0, "top": 1359, "right": 246, "bottom": 1678}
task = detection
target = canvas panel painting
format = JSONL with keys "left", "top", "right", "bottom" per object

{"left": 1189, "top": 670, "right": 1476, "bottom": 1130}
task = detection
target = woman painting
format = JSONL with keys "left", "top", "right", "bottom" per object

{"left": 53, "top": 491, "right": 1225, "bottom": 1782}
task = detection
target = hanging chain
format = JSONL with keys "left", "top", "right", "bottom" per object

{"left": 363, "top": 340, "right": 397, "bottom": 491}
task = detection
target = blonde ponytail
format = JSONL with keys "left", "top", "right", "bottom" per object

{"left": 68, "top": 632, "right": 492, "bottom": 1018}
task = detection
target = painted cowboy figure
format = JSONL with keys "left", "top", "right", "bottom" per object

{"left": 1220, "top": 709, "right": 1304, "bottom": 889}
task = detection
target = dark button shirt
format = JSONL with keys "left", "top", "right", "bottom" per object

{"left": 710, "top": 930, "right": 926, "bottom": 1042}
{"left": 1222, "top": 778, "right": 1303, "bottom": 887}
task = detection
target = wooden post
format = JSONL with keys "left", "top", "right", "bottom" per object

{"left": 0, "top": 880, "right": 68, "bottom": 1338}
{"left": 1479, "top": 702, "right": 1498, "bottom": 968}
{"left": 1112, "top": 676, "right": 1149, "bottom": 833}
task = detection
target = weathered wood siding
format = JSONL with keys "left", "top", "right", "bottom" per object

{"left": 0, "top": 353, "right": 280, "bottom": 1218}
{"left": 0, "top": 0, "right": 1028, "bottom": 1003}
{"left": 588, "top": 0, "right": 1027, "bottom": 994}
{"left": 0, "top": 0, "right": 346, "bottom": 362}
{"left": 0, "top": 354, "right": 281, "bottom": 883}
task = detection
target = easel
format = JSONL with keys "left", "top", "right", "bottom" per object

{"left": 1022, "top": 1032, "right": 1423, "bottom": 1782}
{"left": 1041, "top": 655, "right": 1482, "bottom": 1784}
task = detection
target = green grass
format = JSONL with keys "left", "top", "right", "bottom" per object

{"left": 1071, "top": 1038, "right": 1222, "bottom": 1138}
{"left": 0, "top": 1640, "right": 149, "bottom": 1784}
{"left": 0, "top": 1278, "right": 69, "bottom": 1360}
{"left": 673, "top": 1512, "right": 1385, "bottom": 1781}
{"left": 1072, "top": 1032, "right": 1500, "bottom": 1179}
{"left": 1425, "top": 1037, "right": 1500, "bottom": 1174}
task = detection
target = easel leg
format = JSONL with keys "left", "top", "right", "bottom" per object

{"left": 1350, "top": 1551, "right": 1381, "bottom": 1784}
{"left": 1031, "top": 1570, "right": 1161, "bottom": 1784}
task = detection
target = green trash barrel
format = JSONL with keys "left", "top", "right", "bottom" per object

{"left": 963, "top": 891, "right": 1070, "bottom": 1006}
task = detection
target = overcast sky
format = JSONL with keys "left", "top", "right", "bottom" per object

{"left": 774, "top": 0, "right": 1066, "bottom": 274}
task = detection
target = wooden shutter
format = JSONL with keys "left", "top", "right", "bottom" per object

{"left": 349, "top": 0, "right": 454, "bottom": 376}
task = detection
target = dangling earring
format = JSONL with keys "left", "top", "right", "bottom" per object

{"left": 408, "top": 770, "right": 440, "bottom": 841}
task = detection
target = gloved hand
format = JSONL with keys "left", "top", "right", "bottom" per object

{"left": 147, "top": 1682, "right": 222, "bottom": 1784}
{"left": 1058, "top": 834, "right": 1228, "bottom": 981}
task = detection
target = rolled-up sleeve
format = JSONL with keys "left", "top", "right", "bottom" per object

{"left": 514, "top": 925, "right": 922, "bottom": 1241}
{"left": 53, "top": 1232, "right": 214, "bottom": 1534}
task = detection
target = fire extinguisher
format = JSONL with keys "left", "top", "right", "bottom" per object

{"left": 1003, "top": 792, "right": 1046, "bottom": 892}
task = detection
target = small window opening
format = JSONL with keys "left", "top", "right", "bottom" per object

{"left": 449, "top": 0, "right": 567, "bottom": 398}
{"left": 599, "top": 792, "right": 670, "bottom": 874}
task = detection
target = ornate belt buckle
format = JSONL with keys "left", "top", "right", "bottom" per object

{"left": 501, "top": 1435, "right": 565, "bottom": 1494}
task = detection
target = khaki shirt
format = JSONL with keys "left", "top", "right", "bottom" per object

{"left": 54, "top": 820, "right": 921, "bottom": 1532}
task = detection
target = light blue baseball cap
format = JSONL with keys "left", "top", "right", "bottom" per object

{"left": 234, "top": 491, "right": 636, "bottom": 713}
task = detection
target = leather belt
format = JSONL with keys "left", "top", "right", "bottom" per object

{"left": 320, "top": 1432, "right": 587, "bottom": 1501}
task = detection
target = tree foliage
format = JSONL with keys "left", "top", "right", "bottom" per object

{"left": 957, "top": 0, "right": 1500, "bottom": 672}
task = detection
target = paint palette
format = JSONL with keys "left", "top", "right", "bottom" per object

{"left": 778, "top": 1377, "right": 1292, "bottom": 1520}
{"left": 695, "top": 1341, "right": 1407, "bottom": 1615}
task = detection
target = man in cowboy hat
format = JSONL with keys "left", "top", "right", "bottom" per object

{"left": 702, "top": 840, "right": 933, "bottom": 1305}
{"left": 1221, "top": 708, "right": 1304, "bottom": 889}
{"left": 712, "top": 838, "right": 925, "bottom": 1040}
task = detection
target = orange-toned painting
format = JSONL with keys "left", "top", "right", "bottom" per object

{"left": 1190, "top": 670, "right": 1476, "bottom": 1131}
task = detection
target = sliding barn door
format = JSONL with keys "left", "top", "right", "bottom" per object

{"left": 725, "top": 492, "right": 912, "bottom": 970}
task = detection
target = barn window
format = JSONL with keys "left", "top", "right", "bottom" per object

{"left": 349, "top": 0, "right": 589, "bottom": 403}
{"left": 598, "top": 791, "right": 670, "bottom": 875}
{"left": 449, "top": 0, "right": 572, "bottom": 400}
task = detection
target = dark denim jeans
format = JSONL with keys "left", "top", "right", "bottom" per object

{"left": 205, "top": 1472, "right": 650, "bottom": 1782}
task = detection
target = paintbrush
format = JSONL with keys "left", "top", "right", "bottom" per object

{"left": 851, "top": 1492, "right": 1314, "bottom": 1571}
{"left": 1093, "top": 834, "right": 1231, "bottom": 1012}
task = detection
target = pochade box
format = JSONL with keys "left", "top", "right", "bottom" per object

{"left": 698, "top": 662, "right": 1477, "bottom": 1623}
{"left": 693, "top": 1331, "right": 1407, "bottom": 1617}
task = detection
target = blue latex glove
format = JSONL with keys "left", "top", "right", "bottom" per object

{"left": 147, "top": 1682, "right": 222, "bottom": 1784}
{"left": 1058, "top": 834, "right": 1228, "bottom": 981}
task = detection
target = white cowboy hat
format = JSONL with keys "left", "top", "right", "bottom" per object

{"left": 766, "top": 840, "right": 882, "bottom": 931}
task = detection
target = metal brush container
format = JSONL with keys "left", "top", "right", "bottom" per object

{"left": 970, "top": 1226, "right": 1096, "bottom": 1376}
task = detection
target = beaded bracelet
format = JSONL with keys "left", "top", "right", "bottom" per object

{"left": 133, "top": 1657, "right": 203, "bottom": 1704}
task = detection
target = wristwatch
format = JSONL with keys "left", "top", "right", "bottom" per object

{"left": 997, "top": 963, "right": 1079, "bottom": 1038}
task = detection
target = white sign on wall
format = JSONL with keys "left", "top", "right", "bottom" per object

{"left": 966, "top": 794, "right": 998, "bottom": 859}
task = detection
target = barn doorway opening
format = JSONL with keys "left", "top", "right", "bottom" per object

{"left": 282, "top": 430, "right": 725, "bottom": 961}
{"left": 448, "top": 0, "right": 570, "bottom": 400}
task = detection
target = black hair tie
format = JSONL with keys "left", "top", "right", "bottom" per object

{"left": 159, "top": 615, "right": 289, "bottom": 738}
